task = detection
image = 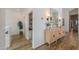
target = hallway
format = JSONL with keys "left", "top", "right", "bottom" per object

{"left": 36, "top": 31, "right": 78, "bottom": 50}
{"left": 8, "top": 31, "right": 79, "bottom": 50}
{"left": 8, "top": 35, "right": 32, "bottom": 50}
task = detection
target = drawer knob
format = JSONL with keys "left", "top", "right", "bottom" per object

{"left": 5, "top": 31, "right": 8, "bottom": 34}
{"left": 59, "top": 33, "right": 61, "bottom": 34}
{"left": 53, "top": 35, "right": 55, "bottom": 37}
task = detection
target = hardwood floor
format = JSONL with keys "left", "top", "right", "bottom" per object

{"left": 8, "top": 31, "right": 79, "bottom": 50}
{"left": 36, "top": 31, "right": 78, "bottom": 50}
{"left": 8, "top": 35, "right": 32, "bottom": 50}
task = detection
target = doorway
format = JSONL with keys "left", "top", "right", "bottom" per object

{"left": 29, "top": 11, "right": 33, "bottom": 40}
{"left": 7, "top": 9, "right": 32, "bottom": 50}
{"left": 69, "top": 14, "right": 78, "bottom": 32}
{"left": 69, "top": 9, "right": 78, "bottom": 33}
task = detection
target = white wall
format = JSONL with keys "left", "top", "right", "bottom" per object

{"left": 78, "top": 8, "right": 79, "bottom": 35}
{"left": 62, "top": 8, "right": 69, "bottom": 32}
{"left": 32, "top": 8, "right": 50, "bottom": 48}
{"left": 5, "top": 8, "right": 34, "bottom": 40}
{"left": 5, "top": 9, "right": 25, "bottom": 35}
{"left": 0, "top": 9, "right": 5, "bottom": 49}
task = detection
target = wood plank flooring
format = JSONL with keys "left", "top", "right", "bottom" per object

{"left": 8, "top": 31, "right": 79, "bottom": 50}
{"left": 8, "top": 35, "right": 32, "bottom": 50}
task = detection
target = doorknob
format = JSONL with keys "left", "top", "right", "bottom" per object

{"left": 5, "top": 31, "right": 8, "bottom": 34}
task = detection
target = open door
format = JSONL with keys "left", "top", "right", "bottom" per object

{"left": 69, "top": 14, "right": 78, "bottom": 32}
{"left": 69, "top": 8, "right": 78, "bottom": 33}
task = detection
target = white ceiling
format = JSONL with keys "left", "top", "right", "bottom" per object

{"left": 6, "top": 8, "right": 30, "bottom": 12}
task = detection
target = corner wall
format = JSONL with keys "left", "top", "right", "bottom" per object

{"left": 32, "top": 8, "right": 50, "bottom": 48}
{"left": 62, "top": 8, "right": 69, "bottom": 32}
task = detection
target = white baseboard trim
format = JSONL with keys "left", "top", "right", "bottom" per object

{"left": 0, "top": 47, "right": 6, "bottom": 50}
{"left": 32, "top": 42, "right": 45, "bottom": 49}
